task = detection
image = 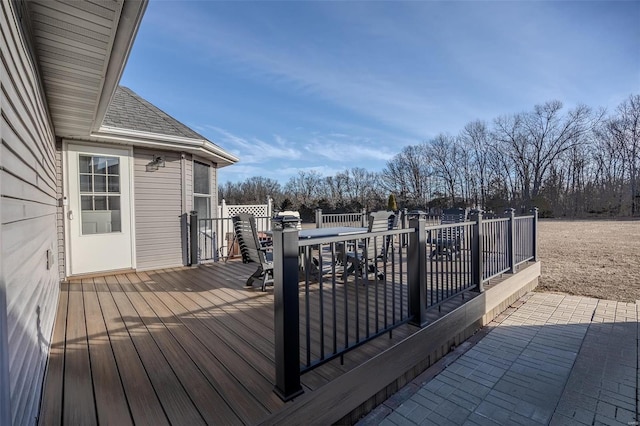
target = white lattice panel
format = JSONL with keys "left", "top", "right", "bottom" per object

{"left": 218, "top": 201, "right": 272, "bottom": 241}
{"left": 225, "top": 204, "right": 269, "bottom": 217}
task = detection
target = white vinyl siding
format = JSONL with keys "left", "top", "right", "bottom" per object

{"left": 212, "top": 163, "right": 218, "bottom": 215}
{"left": 133, "top": 148, "right": 185, "bottom": 270}
{"left": 1, "top": 2, "right": 60, "bottom": 425}
{"left": 55, "top": 142, "right": 65, "bottom": 280}
{"left": 184, "top": 153, "right": 193, "bottom": 213}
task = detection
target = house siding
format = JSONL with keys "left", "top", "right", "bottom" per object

{"left": 185, "top": 153, "right": 193, "bottom": 213}
{"left": 212, "top": 163, "right": 218, "bottom": 215}
{"left": 1, "top": 2, "right": 60, "bottom": 425}
{"left": 55, "top": 141, "right": 64, "bottom": 280}
{"left": 133, "top": 148, "right": 185, "bottom": 270}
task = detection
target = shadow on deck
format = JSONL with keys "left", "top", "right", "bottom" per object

{"left": 38, "top": 259, "right": 540, "bottom": 425}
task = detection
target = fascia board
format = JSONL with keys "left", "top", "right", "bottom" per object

{"left": 91, "top": 127, "right": 239, "bottom": 167}
{"left": 92, "top": 0, "right": 149, "bottom": 133}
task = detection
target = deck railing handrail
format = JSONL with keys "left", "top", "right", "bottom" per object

{"left": 315, "top": 208, "right": 368, "bottom": 228}
{"left": 315, "top": 208, "right": 443, "bottom": 229}
{"left": 271, "top": 208, "right": 539, "bottom": 400}
{"left": 190, "top": 214, "right": 272, "bottom": 263}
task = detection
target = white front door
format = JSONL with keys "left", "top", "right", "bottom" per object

{"left": 67, "top": 144, "right": 133, "bottom": 275}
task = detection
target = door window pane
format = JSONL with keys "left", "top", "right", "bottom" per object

{"left": 94, "top": 157, "right": 107, "bottom": 174}
{"left": 108, "top": 176, "right": 119, "bottom": 192}
{"left": 94, "top": 175, "right": 107, "bottom": 192}
{"left": 81, "top": 196, "right": 93, "bottom": 210}
{"left": 79, "top": 156, "right": 92, "bottom": 173}
{"left": 80, "top": 175, "right": 92, "bottom": 192}
{"left": 108, "top": 196, "right": 120, "bottom": 211}
{"left": 94, "top": 196, "right": 107, "bottom": 210}
{"left": 107, "top": 157, "right": 119, "bottom": 175}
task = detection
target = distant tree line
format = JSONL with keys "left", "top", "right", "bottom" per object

{"left": 219, "top": 94, "right": 639, "bottom": 219}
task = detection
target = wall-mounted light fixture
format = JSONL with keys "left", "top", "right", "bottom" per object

{"left": 146, "top": 155, "right": 165, "bottom": 172}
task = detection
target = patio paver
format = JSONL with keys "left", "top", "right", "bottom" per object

{"left": 358, "top": 293, "right": 638, "bottom": 425}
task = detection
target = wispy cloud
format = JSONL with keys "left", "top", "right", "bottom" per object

{"left": 210, "top": 126, "right": 397, "bottom": 184}
{"left": 205, "top": 125, "right": 396, "bottom": 169}
{"left": 133, "top": 1, "right": 639, "bottom": 186}
{"left": 204, "top": 126, "right": 302, "bottom": 164}
{"left": 143, "top": 4, "right": 449, "bottom": 137}
{"left": 218, "top": 163, "right": 345, "bottom": 186}
{"left": 303, "top": 134, "right": 395, "bottom": 163}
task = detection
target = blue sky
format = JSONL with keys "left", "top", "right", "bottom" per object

{"left": 120, "top": 1, "right": 640, "bottom": 185}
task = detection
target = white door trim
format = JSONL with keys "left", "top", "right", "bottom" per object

{"left": 63, "top": 140, "right": 136, "bottom": 276}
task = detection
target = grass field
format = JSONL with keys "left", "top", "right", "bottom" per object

{"left": 537, "top": 219, "right": 640, "bottom": 302}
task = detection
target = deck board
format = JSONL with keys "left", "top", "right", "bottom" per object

{"left": 82, "top": 280, "right": 131, "bottom": 426}
{"left": 104, "top": 275, "right": 207, "bottom": 426}
{"left": 92, "top": 276, "right": 170, "bottom": 426}
{"left": 116, "top": 273, "right": 243, "bottom": 425}
{"left": 63, "top": 283, "right": 96, "bottom": 425}
{"left": 131, "top": 270, "right": 273, "bottom": 424}
{"left": 38, "top": 282, "right": 68, "bottom": 425}
{"left": 39, "top": 260, "right": 478, "bottom": 425}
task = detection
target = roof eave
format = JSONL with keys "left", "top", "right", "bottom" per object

{"left": 91, "top": 0, "right": 148, "bottom": 134}
{"left": 92, "top": 126, "right": 239, "bottom": 168}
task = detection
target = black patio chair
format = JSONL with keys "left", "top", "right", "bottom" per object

{"left": 429, "top": 208, "right": 467, "bottom": 259}
{"left": 232, "top": 213, "right": 274, "bottom": 291}
{"left": 342, "top": 210, "right": 394, "bottom": 281}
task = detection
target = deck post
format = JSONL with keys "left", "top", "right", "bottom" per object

{"left": 507, "top": 208, "right": 516, "bottom": 273}
{"left": 472, "top": 211, "right": 484, "bottom": 292}
{"left": 272, "top": 220, "right": 304, "bottom": 401}
{"left": 531, "top": 207, "right": 539, "bottom": 261}
{"left": 315, "top": 208, "right": 322, "bottom": 228}
{"left": 408, "top": 218, "right": 428, "bottom": 327}
{"left": 361, "top": 208, "right": 367, "bottom": 227}
{"left": 401, "top": 208, "right": 408, "bottom": 247}
{"left": 189, "top": 211, "right": 198, "bottom": 266}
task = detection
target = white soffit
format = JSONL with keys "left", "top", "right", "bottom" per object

{"left": 26, "top": 0, "right": 147, "bottom": 138}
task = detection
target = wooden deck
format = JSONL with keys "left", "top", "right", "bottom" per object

{"left": 38, "top": 261, "right": 427, "bottom": 425}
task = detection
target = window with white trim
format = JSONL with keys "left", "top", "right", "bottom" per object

{"left": 79, "top": 155, "right": 121, "bottom": 234}
{"left": 193, "top": 160, "right": 211, "bottom": 219}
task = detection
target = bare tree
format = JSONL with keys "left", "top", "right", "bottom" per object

{"left": 380, "top": 144, "right": 431, "bottom": 207}
{"left": 284, "top": 170, "right": 324, "bottom": 207}
{"left": 607, "top": 95, "right": 640, "bottom": 215}
{"left": 460, "top": 120, "right": 493, "bottom": 208}
{"left": 218, "top": 177, "right": 281, "bottom": 205}
{"left": 493, "top": 101, "right": 599, "bottom": 206}
{"left": 219, "top": 96, "right": 637, "bottom": 218}
{"left": 428, "top": 134, "right": 460, "bottom": 205}
{"left": 592, "top": 120, "right": 628, "bottom": 214}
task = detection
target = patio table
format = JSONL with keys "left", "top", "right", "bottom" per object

{"left": 298, "top": 227, "right": 368, "bottom": 239}
{"left": 266, "top": 226, "right": 368, "bottom": 240}
{"left": 267, "top": 227, "right": 368, "bottom": 279}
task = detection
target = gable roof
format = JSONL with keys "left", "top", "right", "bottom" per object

{"left": 104, "top": 86, "right": 205, "bottom": 139}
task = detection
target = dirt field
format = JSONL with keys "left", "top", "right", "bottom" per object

{"left": 537, "top": 219, "right": 640, "bottom": 302}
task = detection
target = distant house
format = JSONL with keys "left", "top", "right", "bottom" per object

{"left": 0, "top": 1, "right": 236, "bottom": 424}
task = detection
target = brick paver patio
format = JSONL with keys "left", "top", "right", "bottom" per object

{"left": 358, "top": 293, "right": 638, "bottom": 425}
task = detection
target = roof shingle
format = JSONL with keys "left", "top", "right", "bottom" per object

{"left": 102, "top": 86, "right": 207, "bottom": 140}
